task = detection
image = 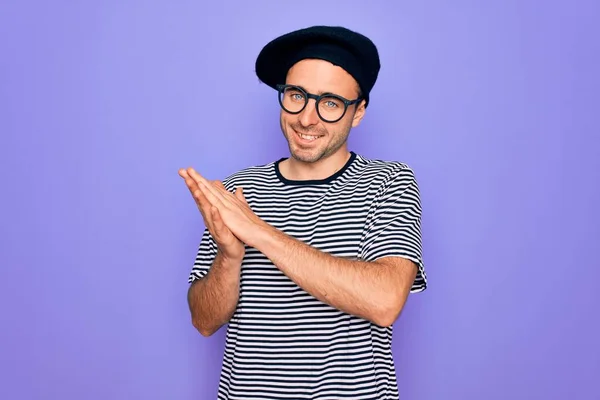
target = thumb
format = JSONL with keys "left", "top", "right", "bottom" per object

{"left": 235, "top": 187, "right": 246, "bottom": 203}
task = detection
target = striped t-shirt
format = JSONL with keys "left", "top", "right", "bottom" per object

{"left": 189, "top": 151, "right": 427, "bottom": 399}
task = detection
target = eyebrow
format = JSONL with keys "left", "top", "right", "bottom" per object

{"left": 290, "top": 84, "right": 338, "bottom": 97}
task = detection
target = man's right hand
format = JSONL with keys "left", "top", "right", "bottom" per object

{"left": 179, "top": 168, "right": 245, "bottom": 262}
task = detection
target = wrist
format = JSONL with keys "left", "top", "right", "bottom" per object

{"left": 218, "top": 251, "right": 244, "bottom": 267}
{"left": 248, "top": 221, "right": 280, "bottom": 253}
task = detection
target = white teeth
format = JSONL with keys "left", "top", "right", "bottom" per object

{"left": 300, "top": 133, "right": 319, "bottom": 141}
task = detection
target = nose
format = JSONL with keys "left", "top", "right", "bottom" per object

{"left": 299, "top": 98, "right": 320, "bottom": 127}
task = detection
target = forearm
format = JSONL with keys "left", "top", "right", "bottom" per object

{"left": 252, "top": 225, "right": 414, "bottom": 327}
{"left": 187, "top": 251, "right": 242, "bottom": 336}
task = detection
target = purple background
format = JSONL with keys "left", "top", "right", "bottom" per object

{"left": 1, "top": 1, "right": 598, "bottom": 399}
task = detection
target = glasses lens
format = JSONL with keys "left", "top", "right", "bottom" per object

{"left": 280, "top": 86, "right": 306, "bottom": 113}
{"left": 318, "top": 96, "right": 346, "bottom": 122}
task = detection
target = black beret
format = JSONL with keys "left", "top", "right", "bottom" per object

{"left": 255, "top": 25, "right": 381, "bottom": 107}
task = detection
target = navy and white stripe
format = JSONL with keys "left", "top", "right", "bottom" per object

{"left": 189, "top": 152, "right": 427, "bottom": 399}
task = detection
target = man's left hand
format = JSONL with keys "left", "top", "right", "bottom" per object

{"left": 185, "top": 167, "right": 267, "bottom": 247}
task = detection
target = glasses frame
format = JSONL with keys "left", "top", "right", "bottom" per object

{"left": 276, "top": 84, "right": 363, "bottom": 123}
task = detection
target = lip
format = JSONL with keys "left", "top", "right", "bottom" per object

{"left": 294, "top": 130, "right": 323, "bottom": 145}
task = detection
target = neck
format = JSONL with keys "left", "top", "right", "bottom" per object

{"left": 281, "top": 149, "right": 352, "bottom": 181}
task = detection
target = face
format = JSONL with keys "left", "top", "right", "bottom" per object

{"left": 279, "top": 59, "right": 366, "bottom": 164}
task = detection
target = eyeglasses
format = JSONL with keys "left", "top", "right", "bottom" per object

{"left": 276, "top": 84, "right": 362, "bottom": 123}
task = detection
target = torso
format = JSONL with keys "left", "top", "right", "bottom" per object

{"left": 192, "top": 152, "right": 422, "bottom": 399}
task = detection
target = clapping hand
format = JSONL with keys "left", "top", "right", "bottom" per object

{"left": 179, "top": 167, "right": 266, "bottom": 252}
{"left": 179, "top": 168, "right": 246, "bottom": 261}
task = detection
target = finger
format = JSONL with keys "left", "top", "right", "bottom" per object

{"left": 214, "top": 181, "right": 240, "bottom": 203}
{"left": 186, "top": 169, "right": 224, "bottom": 204}
{"left": 234, "top": 186, "right": 246, "bottom": 203}
{"left": 180, "top": 169, "right": 203, "bottom": 192}
{"left": 180, "top": 170, "right": 216, "bottom": 222}
{"left": 215, "top": 181, "right": 242, "bottom": 206}
{"left": 184, "top": 175, "right": 213, "bottom": 211}
{"left": 196, "top": 182, "right": 225, "bottom": 214}
{"left": 186, "top": 178, "right": 201, "bottom": 197}
{"left": 180, "top": 169, "right": 223, "bottom": 236}
{"left": 190, "top": 174, "right": 230, "bottom": 211}
{"left": 180, "top": 169, "right": 202, "bottom": 196}
{"left": 178, "top": 168, "right": 189, "bottom": 179}
{"left": 187, "top": 167, "right": 211, "bottom": 189}
{"left": 192, "top": 185, "right": 212, "bottom": 213}
{"left": 193, "top": 192, "right": 217, "bottom": 231}
{"left": 188, "top": 169, "right": 234, "bottom": 206}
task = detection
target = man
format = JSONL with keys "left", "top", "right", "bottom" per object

{"left": 180, "top": 25, "right": 428, "bottom": 400}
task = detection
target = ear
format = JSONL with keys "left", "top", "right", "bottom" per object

{"left": 351, "top": 100, "right": 367, "bottom": 128}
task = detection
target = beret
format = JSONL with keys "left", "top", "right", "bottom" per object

{"left": 255, "top": 25, "right": 381, "bottom": 107}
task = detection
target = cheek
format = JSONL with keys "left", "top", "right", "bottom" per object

{"left": 280, "top": 112, "right": 293, "bottom": 128}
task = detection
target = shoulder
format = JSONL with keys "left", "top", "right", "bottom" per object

{"left": 354, "top": 155, "right": 422, "bottom": 214}
{"left": 353, "top": 154, "right": 418, "bottom": 188}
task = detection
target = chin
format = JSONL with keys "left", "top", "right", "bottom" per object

{"left": 289, "top": 146, "right": 325, "bottom": 164}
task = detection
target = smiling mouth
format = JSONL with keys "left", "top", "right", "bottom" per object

{"left": 295, "top": 131, "right": 323, "bottom": 142}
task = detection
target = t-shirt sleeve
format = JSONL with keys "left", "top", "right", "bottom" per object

{"left": 188, "top": 227, "right": 218, "bottom": 284}
{"left": 359, "top": 166, "right": 428, "bottom": 293}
